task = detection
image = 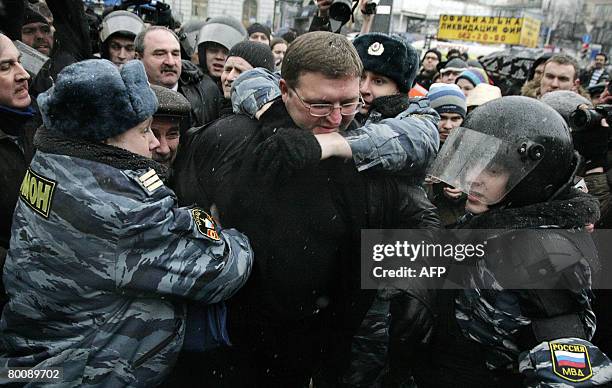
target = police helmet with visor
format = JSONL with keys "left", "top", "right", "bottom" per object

{"left": 428, "top": 96, "right": 576, "bottom": 208}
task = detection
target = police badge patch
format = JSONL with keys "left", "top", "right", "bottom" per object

{"left": 549, "top": 342, "right": 593, "bottom": 382}
{"left": 191, "top": 208, "right": 221, "bottom": 241}
{"left": 368, "top": 42, "right": 384, "bottom": 56}
{"left": 19, "top": 168, "right": 57, "bottom": 219}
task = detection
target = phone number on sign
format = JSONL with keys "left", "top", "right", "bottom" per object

{"left": 2, "top": 367, "right": 63, "bottom": 382}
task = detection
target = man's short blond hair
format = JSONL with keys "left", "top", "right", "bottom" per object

{"left": 281, "top": 31, "right": 363, "bottom": 89}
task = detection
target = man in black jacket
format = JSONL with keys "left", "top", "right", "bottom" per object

{"left": 174, "top": 31, "right": 440, "bottom": 386}
{"left": 28, "top": 0, "right": 93, "bottom": 96}
{"left": 0, "top": 33, "right": 39, "bottom": 306}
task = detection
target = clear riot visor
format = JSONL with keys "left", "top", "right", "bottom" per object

{"left": 100, "top": 14, "right": 144, "bottom": 42}
{"left": 427, "top": 127, "right": 544, "bottom": 205}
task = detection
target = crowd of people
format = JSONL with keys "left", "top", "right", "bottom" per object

{"left": 0, "top": 0, "right": 612, "bottom": 386}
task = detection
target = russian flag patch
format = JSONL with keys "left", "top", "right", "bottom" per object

{"left": 550, "top": 342, "right": 593, "bottom": 382}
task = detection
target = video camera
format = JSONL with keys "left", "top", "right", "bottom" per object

{"left": 329, "top": 0, "right": 377, "bottom": 24}
{"left": 117, "top": 0, "right": 174, "bottom": 27}
{"left": 570, "top": 105, "right": 612, "bottom": 131}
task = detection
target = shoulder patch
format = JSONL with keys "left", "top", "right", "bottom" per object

{"left": 191, "top": 208, "right": 221, "bottom": 241}
{"left": 19, "top": 168, "right": 57, "bottom": 218}
{"left": 138, "top": 169, "right": 164, "bottom": 194}
{"left": 550, "top": 341, "right": 593, "bottom": 382}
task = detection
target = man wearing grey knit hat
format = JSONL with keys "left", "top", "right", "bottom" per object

{"left": 440, "top": 58, "right": 468, "bottom": 84}
{"left": 0, "top": 58, "right": 254, "bottom": 387}
{"left": 221, "top": 40, "right": 275, "bottom": 100}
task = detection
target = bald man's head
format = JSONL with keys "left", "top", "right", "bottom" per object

{"left": 0, "top": 34, "right": 32, "bottom": 109}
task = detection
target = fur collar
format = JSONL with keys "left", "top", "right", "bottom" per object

{"left": 461, "top": 188, "right": 600, "bottom": 229}
{"left": 34, "top": 128, "right": 168, "bottom": 180}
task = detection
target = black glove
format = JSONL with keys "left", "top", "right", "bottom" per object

{"left": 253, "top": 127, "right": 322, "bottom": 185}
{"left": 370, "top": 94, "right": 410, "bottom": 119}
{"left": 572, "top": 125, "right": 611, "bottom": 172}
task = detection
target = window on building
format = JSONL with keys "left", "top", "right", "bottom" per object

{"left": 242, "top": 0, "right": 258, "bottom": 26}
{"left": 192, "top": 0, "right": 208, "bottom": 17}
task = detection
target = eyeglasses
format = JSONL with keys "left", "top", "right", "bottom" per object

{"left": 291, "top": 88, "right": 363, "bottom": 117}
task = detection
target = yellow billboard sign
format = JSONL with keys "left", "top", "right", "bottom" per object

{"left": 520, "top": 17, "right": 541, "bottom": 48}
{"left": 438, "top": 15, "right": 541, "bottom": 47}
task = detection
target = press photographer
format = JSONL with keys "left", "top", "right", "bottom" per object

{"left": 541, "top": 91, "right": 611, "bottom": 223}
{"left": 310, "top": 0, "right": 378, "bottom": 33}
{"left": 114, "top": 0, "right": 177, "bottom": 28}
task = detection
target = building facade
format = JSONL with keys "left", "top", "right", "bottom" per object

{"left": 166, "top": 0, "right": 275, "bottom": 26}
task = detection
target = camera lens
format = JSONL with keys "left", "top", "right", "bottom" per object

{"left": 570, "top": 109, "right": 604, "bottom": 131}
{"left": 570, "top": 109, "right": 590, "bottom": 131}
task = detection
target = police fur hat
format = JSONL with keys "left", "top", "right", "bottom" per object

{"left": 352, "top": 33, "right": 419, "bottom": 93}
{"left": 38, "top": 59, "right": 158, "bottom": 142}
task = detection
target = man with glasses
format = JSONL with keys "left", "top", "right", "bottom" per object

{"left": 415, "top": 48, "right": 441, "bottom": 91}
{"left": 172, "top": 31, "right": 440, "bottom": 386}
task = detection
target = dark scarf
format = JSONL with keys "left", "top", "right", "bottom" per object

{"left": 0, "top": 104, "right": 39, "bottom": 161}
{"left": 34, "top": 128, "right": 168, "bottom": 181}
{"left": 459, "top": 188, "right": 600, "bottom": 230}
{"left": 356, "top": 94, "right": 410, "bottom": 125}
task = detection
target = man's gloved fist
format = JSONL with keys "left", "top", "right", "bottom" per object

{"left": 254, "top": 127, "right": 322, "bottom": 184}
{"left": 231, "top": 68, "right": 281, "bottom": 118}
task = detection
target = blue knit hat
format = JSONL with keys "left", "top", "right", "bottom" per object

{"left": 352, "top": 33, "right": 419, "bottom": 93}
{"left": 38, "top": 59, "right": 158, "bottom": 142}
{"left": 455, "top": 68, "right": 489, "bottom": 87}
{"left": 427, "top": 83, "right": 467, "bottom": 118}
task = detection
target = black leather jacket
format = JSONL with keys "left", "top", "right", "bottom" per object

{"left": 178, "top": 60, "right": 223, "bottom": 127}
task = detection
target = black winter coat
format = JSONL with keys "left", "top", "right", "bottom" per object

{"left": 178, "top": 60, "right": 223, "bottom": 127}
{"left": 175, "top": 100, "right": 440, "bottom": 320}
{"left": 0, "top": 105, "right": 38, "bottom": 304}
{"left": 30, "top": 0, "right": 92, "bottom": 97}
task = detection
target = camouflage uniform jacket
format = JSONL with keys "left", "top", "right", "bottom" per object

{"left": 337, "top": 97, "right": 440, "bottom": 175}
{"left": 454, "top": 189, "right": 601, "bottom": 374}
{"left": 0, "top": 129, "right": 253, "bottom": 387}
